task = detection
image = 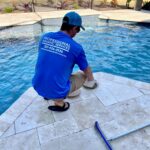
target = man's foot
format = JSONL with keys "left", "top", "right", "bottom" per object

{"left": 48, "top": 102, "right": 70, "bottom": 112}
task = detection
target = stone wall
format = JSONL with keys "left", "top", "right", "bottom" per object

{"left": 0, "top": 0, "right": 150, "bottom": 8}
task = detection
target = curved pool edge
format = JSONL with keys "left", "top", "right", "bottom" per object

{"left": 0, "top": 9, "right": 100, "bottom": 30}
{"left": 0, "top": 9, "right": 150, "bottom": 30}
{"left": 99, "top": 9, "right": 150, "bottom": 24}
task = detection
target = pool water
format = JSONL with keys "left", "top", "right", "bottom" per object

{"left": 0, "top": 17, "right": 150, "bottom": 115}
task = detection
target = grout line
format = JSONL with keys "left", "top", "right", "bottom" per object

{"left": 36, "top": 128, "right": 42, "bottom": 150}
{"left": 14, "top": 122, "right": 16, "bottom": 135}
{"left": 0, "top": 96, "right": 37, "bottom": 138}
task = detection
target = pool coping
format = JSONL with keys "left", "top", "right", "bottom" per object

{"left": 0, "top": 9, "right": 150, "bottom": 30}
{"left": 99, "top": 9, "right": 150, "bottom": 24}
{"left": 0, "top": 9, "right": 100, "bottom": 30}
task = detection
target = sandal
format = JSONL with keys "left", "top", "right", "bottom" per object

{"left": 48, "top": 102, "right": 70, "bottom": 112}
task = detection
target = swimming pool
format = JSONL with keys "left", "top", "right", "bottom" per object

{"left": 0, "top": 16, "right": 150, "bottom": 115}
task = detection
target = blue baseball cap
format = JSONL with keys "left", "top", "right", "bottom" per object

{"left": 63, "top": 11, "right": 85, "bottom": 30}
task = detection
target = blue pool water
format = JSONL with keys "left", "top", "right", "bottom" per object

{"left": 0, "top": 17, "right": 150, "bottom": 114}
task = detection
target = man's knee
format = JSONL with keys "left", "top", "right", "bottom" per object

{"left": 69, "top": 70, "right": 86, "bottom": 92}
{"left": 76, "top": 70, "right": 86, "bottom": 83}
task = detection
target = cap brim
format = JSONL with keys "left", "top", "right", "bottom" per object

{"left": 81, "top": 26, "right": 85, "bottom": 30}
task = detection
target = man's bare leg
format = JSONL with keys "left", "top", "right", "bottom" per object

{"left": 68, "top": 71, "right": 86, "bottom": 97}
{"left": 54, "top": 99, "right": 65, "bottom": 107}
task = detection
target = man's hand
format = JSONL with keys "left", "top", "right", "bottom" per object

{"left": 83, "top": 66, "right": 97, "bottom": 89}
{"left": 83, "top": 79, "right": 97, "bottom": 89}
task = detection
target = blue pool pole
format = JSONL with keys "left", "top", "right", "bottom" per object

{"left": 95, "top": 121, "right": 113, "bottom": 150}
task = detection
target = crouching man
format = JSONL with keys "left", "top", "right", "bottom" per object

{"left": 32, "top": 11, "right": 97, "bottom": 112}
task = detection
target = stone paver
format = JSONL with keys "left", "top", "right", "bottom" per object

{"left": 0, "top": 72, "right": 150, "bottom": 150}
{"left": 41, "top": 128, "right": 106, "bottom": 150}
{"left": 2, "top": 123, "right": 15, "bottom": 138}
{"left": 139, "top": 89, "right": 150, "bottom": 95}
{"left": 70, "top": 97, "right": 114, "bottom": 130}
{"left": 0, "top": 120, "right": 10, "bottom": 137}
{"left": 0, "top": 13, "right": 40, "bottom": 27}
{"left": 102, "top": 96, "right": 150, "bottom": 139}
{"left": 111, "top": 126, "right": 150, "bottom": 150}
{"left": 38, "top": 118, "right": 79, "bottom": 144}
{"left": 93, "top": 72, "right": 143, "bottom": 106}
{"left": 15, "top": 96, "right": 54, "bottom": 133}
{"left": 99, "top": 9, "right": 150, "bottom": 23}
{"left": 0, "top": 129, "right": 40, "bottom": 150}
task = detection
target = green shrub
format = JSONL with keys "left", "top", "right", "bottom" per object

{"left": 4, "top": 7, "right": 14, "bottom": 13}
{"left": 73, "top": 3, "right": 80, "bottom": 9}
{"left": 142, "top": 1, "right": 150, "bottom": 10}
{"left": 126, "top": 0, "right": 132, "bottom": 8}
{"left": 111, "top": 0, "right": 118, "bottom": 7}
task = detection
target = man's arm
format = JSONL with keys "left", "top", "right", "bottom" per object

{"left": 83, "top": 66, "right": 97, "bottom": 89}
{"left": 83, "top": 66, "right": 94, "bottom": 81}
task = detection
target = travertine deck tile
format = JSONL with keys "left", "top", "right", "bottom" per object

{"left": 70, "top": 97, "right": 114, "bottom": 130}
{"left": 0, "top": 13, "right": 40, "bottom": 27}
{"left": 111, "top": 126, "right": 150, "bottom": 150}
{"left": 15, "top": 97, "right": 54, "bottom": 133}
{"left": 79, "top": 87, "right": 96, "bottom": 100}
{"left": 52, "top": 107, "right": 73, "bottom": 122}
{"left": 105, "top": 81, "right": 143, "bottom": 102}
{"left": 94, "top": 87, "right": 118, "bottom": 106}
{"left": 41, "top": 128, "right": 106, "bottom": 150}
{"left": 93, "top": 75, "right": 143, "bottom": 105}
{"left": 99, "top": 9, "right": 150, "bottom": 23}
{"left": 65, "top": 95, "right": 83, "bottom": 104}
{"left": 0, "top": 120, "right": 11, "bottom": 137}
{"left": 0, "top": 129, "right": 40, "bottom": 150}
{"left": 0, "top": 87, "right": 38, "bottom": 125}
{"left": 0, "top": 72, "right": 150, "bottom": 149}
{"left": 38, "top": 118, "right": 79, "bottom": 144}
{"left": 139, "top": 89, "right": 150, "bottom": 95}
{"left": 103, "top": 97, "right": 150, "bottom": 139}
{"left": 133, "top": 80, "right": 150, "bottom": 90}
{"left": 135, "top": 95, "right": 150, "bottom": 109}
{"left": 2, "top": 123, "right": 15, "bottom": 138}
{"left": 36, "top": 9, "right": 100, "bottom": 20}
